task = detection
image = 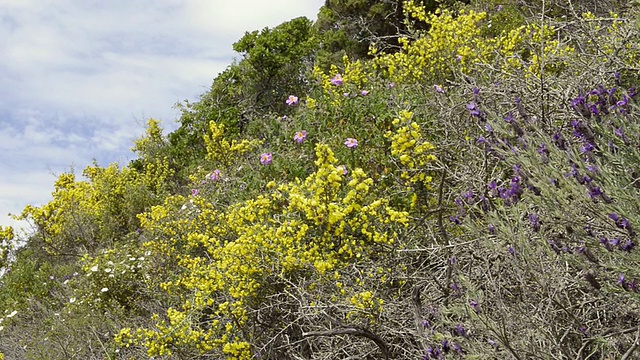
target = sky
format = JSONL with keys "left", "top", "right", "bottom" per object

{"left": 0, "top": 0, "right": 324, "bottom": 236}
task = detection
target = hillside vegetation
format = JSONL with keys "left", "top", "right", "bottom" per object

{"left": 2, "top": 0, "right": 640, "bottom": 359}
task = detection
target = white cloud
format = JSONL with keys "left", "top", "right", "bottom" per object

{"left": 0, "top": 0, "right": 324, "bottom": 233}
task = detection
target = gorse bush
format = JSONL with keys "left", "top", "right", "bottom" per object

{"left": 2, "top": 0, "right": 640, "bottom": 359}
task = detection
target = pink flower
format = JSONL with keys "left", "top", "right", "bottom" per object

{"left": 191, "top": 189, "right": 200, "bottom": 196}
{"left": 260, "top": 153, "right": 273, "bottom": 165}
{"left": 330, "top": 74, "right": 343, "bottom": 86}
{"left": 209, "top": 169, "right": 221, "bottom": 181}
{"left": 286, "top": 95, "right": 299, "bottom": 106}
{"left": 360, "top": 90, "right": 369, "bottom": 96}
{"left": 294, "top": 130, "right": 307, "bottom": 144}
{"left": 337, "top": 165, "right": 348, "bottom": 175}
{"left": 434, "top": 85, "right": 445, "bottom": 94}
{"left": 344, "top": 138, "right": 358, "bottom": 149}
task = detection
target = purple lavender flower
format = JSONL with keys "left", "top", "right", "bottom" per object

{"left": 461, "top": 190, "right": 474, "bottom": 203}
{"left": 488, "top": 339, "right": 499, "bottom": 349}
{"left": 469, "top": 299, "right": 479, "bottom": 312}
{"left": 434, "top": 85, "right": 445, "bottom": 94}
{"left": 452, "top": 343, "right": 463, "bottom": 354}
{"left": 529, "top": 213, "right": 540, "bottom": 232}
{"left": 466, "top": 102, "right": 482, "bottom": 117}
{"left": 488, "top": 180, "right": 498, "bottom": 193}
{"left": 617, "top": 273, "right": 625, "bottom": 284}
{"left": 453, "top": 324, "right": 467, "bottom": 337}
{"left": 621, "top": 239, "right": 634, "bottom": 251}
{"left": 442, "top": 340, "right": 451, "bottom": 352}
{"left": 451, "top": 282, "right": 461, "bottom": 295}
{"left": 588, "top": 186, "right": 603, "bottom": 199}
{"left": 600, "top": 237, "right": 613, "bottom": 251}
{"left": 616, "top": 95, "right": 629, "bottom": 107}
{"left": 508, "top": 246, "right": 515, "bottom": 255}
{"left": 504, "top": 112, "right": 514, "bottom": 123}
{"left": 537, "top": 143, "right": 549, "bottom": 156}
{"left": 580, "top": 142, "right": 595, "bottom": 154}
{"left": 488, "top": 224, "right": 497, "bottom": 234}
{"left": 449, "top": 215, "right": 462, "bottom": 225}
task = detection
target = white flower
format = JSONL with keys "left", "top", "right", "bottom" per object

{"left": 104, "top": 268, "right": 112, "bottom": 273}
{"left": 100, "top": 287, "right": 109, "bottom": 293}
{"left": 90, "top": 265, "right": 99, "bottom": 272}
{"left": 69, "top": 297, "right": 76, "bottom": 304}
{"left": 7, "top": 310, "right": 17, "bottom": 318}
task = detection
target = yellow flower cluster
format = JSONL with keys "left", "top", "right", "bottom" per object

{"left": 347, "top": 290, "right": 385, "bottom": 325}
{"left": 375, "top": 8, "right": 488, "bottom": 81}
{"left": 579, "top": 11, "right": 638, "bottom": 69}
{"left": 372, "top": 3, "right": 574, "bottom": 83}
{"left": 0, "top": 226, "right": 13, "bottom": 242}
{"left": 204, "top": 121, "right": 262, "bottom": 167}
{"left": 312, "top": 56, "right": 369, "bottom": 107}
{"left": 119, "top": 143, "right": 410, "bottom": 358}
{"left": 20, "top": 155, "right": 173, "bottom": 254}
{"left": 386, "top": 110, "right": 436, "bottom": 185}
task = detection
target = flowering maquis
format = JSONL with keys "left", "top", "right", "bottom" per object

{"left": 286, "top": 95, "right": 299, "bottom": 106}
{"left": 344, "top": 138, "right": 358, "bottom": 149}
{"left": 330, "top": 73, "right": 343, "bottom": 86}
{"left": 293, "top": 131, "right": 307, "bottom": 144}
{"left": 260, "top": 153, "right": 273, "bottom": 165}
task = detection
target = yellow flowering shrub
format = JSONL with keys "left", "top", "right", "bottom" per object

{"left": 386, "top": 110, "right": 437, "bottom": 185}
{"left": 368, "top": 2, "right": 574, "bottom": 83}
{"left": 116, "top": 143, "right": 410, "bottom": 358}
{"left": 204, "top": 121, "right": 262, "bottom": 167}
{"left": 19, "top": 156, "right": 173, "bottom": 254}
